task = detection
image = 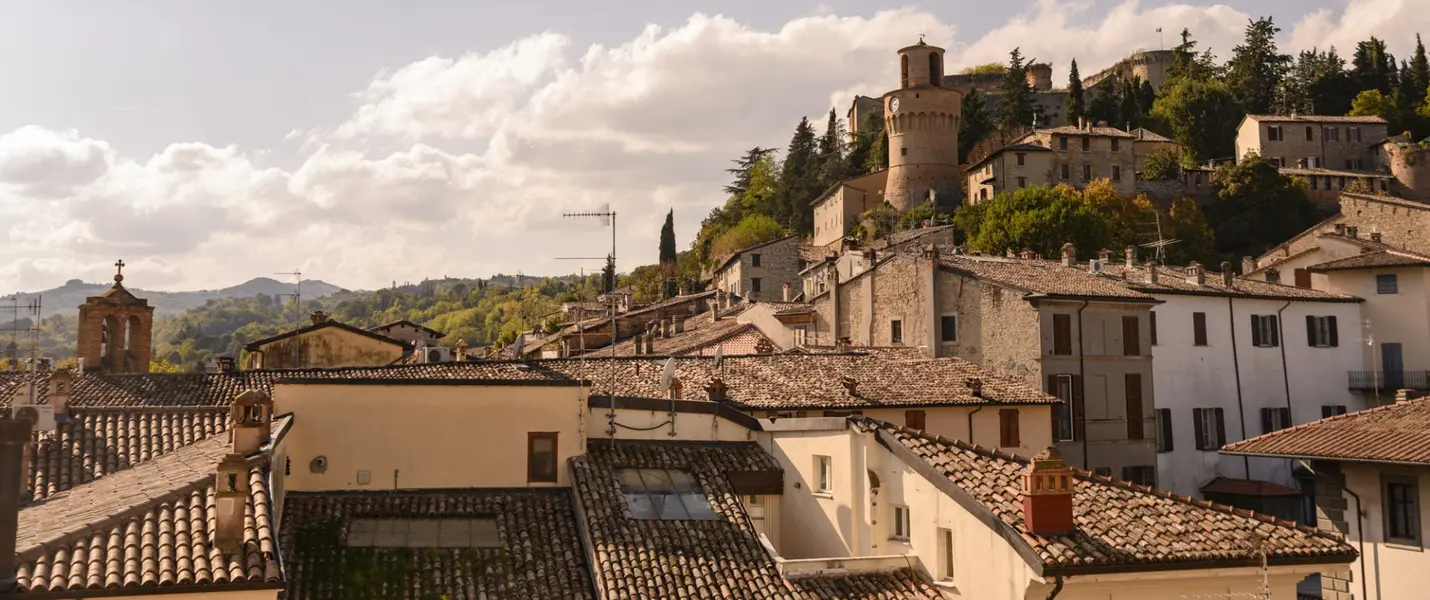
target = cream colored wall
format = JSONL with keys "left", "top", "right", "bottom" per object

{"left": 766, "top": 427, "right": 863, "bottom": 559}
{"left": 1341, "top": 462, "right": 1430, "bottom": 600}
{"left": 254, "top": 327, "right": 405, "bottom": 369}
{"left": 1235, "top": 119, "right": 1264, "bottom": 161}
{"left": 738, "top": 304, "right": 797, "bottom": 349}
{"left": 756, "top": 406, "right": 1050, "bottom": 458}
{"left": 1320, "top": 267, "right": 1430, "bottom": 372}
{"left": 589, "top": 406, "right": 756, "bottom": 442}
{"left": 274, "top": 382, "right": 586, "bottom": 491}
{"left": 1029, "top": 569, "right": 1322, "bottom": 600}
{"left": 116, "top": 590, "right": 282, "bottom": 600}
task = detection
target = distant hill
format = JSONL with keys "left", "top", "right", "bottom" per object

{"left": 2, "top": 277, "right": 347, "bottom": 318}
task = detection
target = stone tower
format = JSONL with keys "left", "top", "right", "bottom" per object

{"left": 883, "top": 40, "right": 963, "bottom": 212}
{"left": 76, "top": 260, "right": 154, "bottom": 374}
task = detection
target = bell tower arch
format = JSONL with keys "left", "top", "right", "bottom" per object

{"left": 76, "top": 260, "right": 154, "bottom": 374}
{"left": 883, "top": 39, "right": 963, "bottom": 212}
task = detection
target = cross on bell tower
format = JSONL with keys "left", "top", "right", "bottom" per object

{"left": 75, "top": 259, "right": 154, "bottom": 374}
{"left": 114, "top": 259, "right": 125, "bottom": 281}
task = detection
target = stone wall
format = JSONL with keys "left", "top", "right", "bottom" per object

{"left": 1338, "top": 193, "right": 1430, "bottom": 255}
{"left": 1311, "top": 461, "right": 1357, "bottom": 600}
{"left": 1237, "top": 120, "right": 1387, "bottom": 169}
{"left": 1026, "top": 130, "right": 1137, "bottom": 196}
{"left": 1384, "top": 141, "right": 1430, "bottom": 201}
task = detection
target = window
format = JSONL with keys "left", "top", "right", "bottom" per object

{"left": 1047, "top": 374, "right": 1080, "bottom": 442}
{"left": 1268, "top": 125, "right": 1282, "bottom": 141}
{"left": 815, "top": 456, "right": 832, "bottom": 493}
{"left": 940, "top": 315, "right": 957, "bottom": 342}
{"left": 1251, "top": 314, "right": 1280, "bottom": 348}
{"left": 1323, "top": 126, "right": 1339, "bottom": 141}
{"left": 1082, "top": 164, "right": 1092, "bottom": 181}
{"left": 1192, "top": 312, "right": 1208, "bottom": 346}
{"left": 1321, "top": 405, "right": 1347, "bottom": 418}
{"left": 1060, "top": 164, "right": 1070, "bottom": 180}
{"left": 751, "top": 278, "right": 762, "bottom": 293}
{"left": 999, "top": 409, "right": 1021, "bottom": 447}
{"left": 1193, "top": 407, "right": 1226, "bottom": 450}
{"left": 346, "top": 518, "right": 500, "bottom": 548}
{"left": 1081, "top": 136, "right": 1091, "bottom": 152}
{"left": 1294, "top": 268, "right": 1312, "bottom": 288}
{"left": 1338, "top": 176, "right": 1346, "bottom": 189}
{"left": 528, "top": 432, "right": 558, "bottom": 483}
{"left": 890, "top": 319, "right": 903, "bottom": 344}
{"left": 1150, "top": 311, "right": 1158, "bottom": 346}
{"left": 1016, "top": 152, "right": 1026, "bottom": 166}
{"left": 1307, "top": 315, "right": 1339, "bottom": 347}
{"left": 1122, "top": 466, "right": 1156, "bottom": 487}
{"left": 617, "top": 468, "right": 719, "bottom": 520}
{"left": 1305, "top": 126, "right": 1314, "bottom": 141}
{"left": 1310, "top": 176, "right": 1318, "bottom": 190}
{"left": 1059, "top": 136, "right": 1068, "bottom": 150}
{"left": 822, "top": 410, "right": 864, "bottom": 417}
{"left": 1383, "top": 475, "right": 1421, "bottom": 545}
{"left": 1052, "top": 313, "right": 1073, "bottom": 355}
{"left": 1016, "top": 176, "right": 1027, "bottom": 188}
{"left": 892, "top": 505, "right": 911, "bottom": 540}
{"left": 1125, "top": 374, "right": 1144, "bottom": 440}
{"left": 1155, "top": 408, "right": 1173, "bottom": 452}
{"left": 751, "top": 253, "right": 761, "bottom": 267}
{"left": 1111, "top": 164, "right": 1122, "bottom": 181}
{"left": 1377, "top": 274, "right": 1399, "bottom": 294}
{"left": 1111, "top": 138, "right": 1120, "bottom": 152}
{"left": 1122, "top": 315, "right": 1140, "bottom": 356}
{"left": 939, "top": 528, "right": 955, "bottom": 580}
{"left": 1350, "top": 126, "right": 1362, "bottom": 142}
{"left": 1260, "top": 407, "right": 1291, "bottom": 434}
{"left": 900, "top": 147, "right": 907, "bottom": 156}
{"left": 905, "top": 410, "right": 926, "bottom": 431}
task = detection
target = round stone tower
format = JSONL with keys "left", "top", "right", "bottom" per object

{"left": 883, "top": 40, "right": 963, "bottom": 212}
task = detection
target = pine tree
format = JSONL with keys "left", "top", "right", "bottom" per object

{"left": 845, "top": 109, "right": 885, "bottom": 177}
{"left": 1088, "top": 77, "right": 1120, "bottom": 126}
{"left": 1225, "top": 17, "right": 1290, "bottom": 115}
{"left": 601, "top": 254, "right": 616, "bottom": 294}
{"left": 1352, "top": 37, "right": 1396, "bottom": 95}
{"left": 1066, "top": 59, "right": 1086, "bottom": 122}
{"left": 1411, "top": 35, "right": 1430, "bottom": 112}
{"left": 772, "top": 117, "right": 819, "bottom": 234}
{"left": 724, "top": 148, "right": 776, "bottom": 196}
{"left": 659, "top": 209, "right": 677, "bottom": 264}
{"left": 958, "top": 89, "right": 994, "bottom": 163}
{"left": 815, "top": 108, "right": 847, "bottom": 190}
{"left": 996, "top": 48, "right": 1036, "bottom": 131}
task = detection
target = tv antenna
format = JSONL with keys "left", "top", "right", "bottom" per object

{"left": 274, "top": 270, "right": 303, "bottom": 329}
{"left": 1139, "top": 209, "right": 1180, "bottom": 263}
{"left": 0, "top": 294, "right": 41, "bottom": 372}
{"left": 562, "top": 203, "right": 620, "bottom": 440}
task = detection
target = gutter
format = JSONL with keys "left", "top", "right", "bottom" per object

{"left": 1045, "top": 574, "right": 1065, "bottom": 599}
{"left": 1340, "top": 485, "right": 1372, "bottom": 600}
{"left": 1076, "top": 301, "right": 1089, "bottom": 464}
{"left": 1276, "top": 300, "right": 1293, "bottom": 425}
{"left": 1227, "top": 297, "right": 1250, "bottom": 478}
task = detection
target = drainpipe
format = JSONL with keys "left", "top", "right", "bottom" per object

{"left": 1045, "top": 574, "right": 1065, "bottom": 599}
{"left": 966, "top": 405, "right": 983, "bottom": 446}
{"left": 1075, "top": 301, "right": 1089, "bottom": 465}
{"left": 1227, "top": 297, "right": 1250, "bottom": 477}
{"left": 1340, "top": 485, "right": 1372, "bottom": 600}
{"left": 0, "top": 417, "right": 33, "bottom": 594}
{"left": 1276, "top": 300, "right": 1294, "bottom": 422}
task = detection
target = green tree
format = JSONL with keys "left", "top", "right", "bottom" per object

{"left": 1352, "top": 37, "right": 1396, "bottom": 95}
{"left": 1205, "top": 153, "right": 1320, "bottom": 259}
{"left": 960, "top": 63, "right": 1006, "bottom": 76}
{"left": 711, "top": 214, "right": 786, "bottom": 259}
{"left": 954, "top": 184, "right": 1112, "bottom": 258}
{"left": 724, "top": 147, "right": 776, "bottom": 197}
{"left": 1396, "top": 59, "right": 1423, "bottom": 136}
{"left": 1166, "top": 28, "right": 1220, "bottom": 85}
{"left": 658, "top": 209, "right": 677, "bottom": 299}
{"left": 1349, "top": 89, "right": 1397, "bottom": 120}
{"left": 996, "top": 48, "right": 1036, "bottom": 131}
{"left": 1150, "top": 77, "right": 1244, "bottom": 162}
{"left": 601, "top": 254, "right": 616, "bottom": 294}
{"left": 1163, "top": 197, "right": 1217, "bottom": 266}
{"left": 1141, "top": 148, "right": 1183, "bottom": 180}
{"left": 1066, "top": 59, "right": 1086, "bottom": 122}
{"left": 1087, "top": 77, "right": 1120, "bottom": 126}
{"left": 814, "top": 108, "right": 847, "bottom": 191}
{"left": 1410, "top": 35, "right": 1430, "bottom": 109}
{"left": 958, "top": 89, "right": 994, "bottom": 162}
{"left": 1279, "top": 48, "right": 1356, "bottom": 115}
{"left": 1225, "top": 17, "right": 1290, "bottom": 115}
{"left": 846, "top": 108, "right": 885, "bottom": 176}
{"left": 772, "top": 117, "right": 819, "bottom": 233}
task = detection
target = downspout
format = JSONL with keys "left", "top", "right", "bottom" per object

{"left": 1227, "top": 297, "right": 1250, "bottom": 477}
{"left": 1076, "top": 301, "right": 1089, "bottom": 464}
{"left": 1276, "top": 300, "right": 1294, "bottom": 419}
{"left": 1341, "top": 485, "right": 1371, "bottom": 600}
{"left": 965, "top": 405, "right": 983, "bottom": 446}
{"left": 1045, "top": 574, "right": 1065, "bottom": 599}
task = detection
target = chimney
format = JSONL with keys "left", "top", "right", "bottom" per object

{"left": 454, "top": 339, "right": 468, "bottom": 361}
{"left": 840, "top": 375, "right": 858, "bottom": 395}
{"left": 754, "top": 338, "right": 774, "bottom": 354}
{"left": 633, "top": 334, "right": 644, "bottom": 355}
{"left": 1146, "top": 260, "right": 1160, "bottom": 284}
{"left": 1334, "top": 224, "right": 1346, "bottom": 236}
{"left": 782, "top": 282, "right": 791, "bottom": 302}
{"left": 644, "top": 334, "right": 654, "bottom": 355}
{"left": 213, "top": 453, "right": 251, "bottom": 553}
{"left": 1371, "top": 231, "right": 1383, "bottom": 243}
{"left": 664, "top": 317, "right": 674, "bottom": 338}
{"left": 217, "top": 356, "right": 236, "bottom": 372}
{"left": 1220, "top": 262, "right": 1235, "bottom": 287}
{"left": 1347, "top": 226, "right": 1359, "bottom": 239}
{"left": 1022, "top": 447, "right": 1076, "bottom": 535}
{"left": 309, "top": 310, "right": 328, "bottom": 326}
{"left": 1097, "top": 248, "right": 1111, "bottom": 263}
{"left": 1395, "top": 389, "right": 1417, "bottom": 403}
{"left": 229, "top": 390, "right": 273, "bottom": 456}
{"left": 668, "top": 379, "right": 683, "bottom": 400}
{"left": 965, "top": 377, "right": 983, "bottom": 397}
{"left": 674, "top": 318, "right": 685, "bottom": 334}
{"left": 1124, "top": 245, "right": 1137, "bottom": 269}
{"left": 2, "top": 343, "right": 14, "bottom": 370}
{"left": 1020, "top": 248, "right": 1035, "bottom": 260}
{"left": 1060, "top": 243, "right": 1076, "bottom": 267}
{"left": 47, "top": 369, "right": 72, "bottom": 417}
{"left": 1186, "top": 262, "right": 1205, "bottom": 286}
{"left": 0, "top": 416, "right": 33, "bottom": 593}
{"left": 1297, "top": 158, "right": 1306, "bottom": 168}
{"left": 1078, "top": 116, "right": 1086, "bottom": 130}
{"left": 1005, "top": 248, "right": 1016, "bottom": 258}
{"left": 705, "top": 377, "right": 728, "bottom": 401}
{"left": 1241, "top": 256, "right": 1256, "bottom": 275}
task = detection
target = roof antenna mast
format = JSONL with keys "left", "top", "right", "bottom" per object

{"left": 563, "top": 203, "right": 619, "bottom": 442}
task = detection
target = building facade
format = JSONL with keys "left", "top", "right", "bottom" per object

{"left": 811, "top": 170, "right": 888, "bottom": 248}
{"left": 1235, "top": 115, "right": 1389, "bottom": 171}
{"left": 242, "top": 311, "right": 409, "bottom": 369}
{"left": 710, "top": 235, "right": 802, "bottom": 302}
{"left": 963, "top": 143, "right": 1053, "bottom": 203}
{"left": 883, "top": 41, "right": 962, "bottom": 212}
{"left": 75, "top": 261, "right": 154, "bottom": 374}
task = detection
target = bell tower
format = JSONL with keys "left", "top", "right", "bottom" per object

{"left": 883, "top": 39, "right": 963, "bottom": 212}
{"left": 75, "top": 260, "right": 155, "bottom": 374}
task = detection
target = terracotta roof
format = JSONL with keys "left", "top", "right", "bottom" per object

{"left": 864, "top": 420, "right": 1356, "bottom": 573}
{"left": 279, "top": 489, "right": 596, "bottom": 599}
{"left": 25, "top": 408, "right": 230, "bottom": 502}
{"left": 1200, "top": 477, "right": 1305, "bottom": 498}
{"left": 242, "top": 319, "right": 408, "bottom": 352}
{"left": 14, "top": 417, "right": 289, "bottom": 593}
{"left": 570, "top": 439, "right": 796, "bottom": 600}
{"left": 1223, "top": 396, "right": 1430, "bottom": 465}
{"left": 1245, "top": 114, "right": 1387, "bottom": 124}
{"left": 786, "top": 568, "right": 943, "bottom": 599}
{"left": 1281, "top": 167, "right": 1392, "bottom": 179}
{"left": 368, "top": 319, "right": 446, "bottom": 339}
{"left": 876, "top": 224, "right": 957, "bottom": 250}
{"left": 1305, "top": 250, "right": 1430, "bottom": 271}
{"left": 966, "top": 143, "right": 1054, "bottom": 170}
{"left": 1095, "top": 263, "right": 1361, "bottom": 302}
{"left": 593, "top": 314, "right": 773, "bottom": 357}
{"left": 1130, "top": 128, "right": 1175, "bottom": 143}
{"left": 1034, "top": 125, "right": 1136, "bottom": 138}
{"left": 758, "top": 301, "right": 815, "bottom": 316}
{"left": 940, "top": 255, "right": 1156, "bottom": 301}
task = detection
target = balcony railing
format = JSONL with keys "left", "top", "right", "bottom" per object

{"left": 1348, "top": 370, "right": 1430, "bottom": 391}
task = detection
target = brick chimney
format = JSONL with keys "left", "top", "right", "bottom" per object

{"left": 309, "top": 310, "right": 328, "bottom": 326}
{"left": 1220, "top": 262, "right": 1235, "bottom": 287}
{"left": 1061, "top": 243, "right": 1076, "bottom": 267}
{"left": 213, "top": 453, "right": 250, "bottom": 553}
{"left": 0, "top": 416, "right": 32, "bottom": 593}
{"left": 1022, "top": 446, "right": 1076, "bottom": 535}
{"left": 964, "top": 377, "right": 983, "bottom": 397}
{"left": 47, "top": 369, "right": 72, "bottom": 418}
{"left": 674, "top": 318, "right": 685, "bottom": 334}
{"left": 230, "top": 390, "right": 273, "bottom": 456}
{"left": 633, "top": 334, "right": 644, "bottom": 355}
{"left": 1020, "top": 248, "right": 1035, "bottom": 260}
{"left": 705, "top": 377, "right": 728, "bottom": 400}
{"left": 661, "top": 318, "right": 672, "bottom": 339}
{"left": 1124, "top": 245, "right": 1137, "bottom": 269}
{"left": 1241, "top": 256, "right": 1256, "bottom": 275}
{"left": 454, "top": 339, "right": 468, "bottom": 361}
{"left": 1186, "top": 262, "right": 1205, "bottom": 285}
{"left": 755, "top": 338, "right": 774, "bottom": 354}
{"left": 644, "top": 335, "right": 654, "bottom": 355}
{"left": 1146, "top": 260, "right": 1160, "bottom": 284}
{"left": 217, "top": 356, "right": 236, "bottom": 372}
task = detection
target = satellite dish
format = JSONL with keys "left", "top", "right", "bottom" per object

{"left": 713, "top": 343, "right": 725, "bottom": 368}
{"left": 660, "top": 357, "right": 677, "bottom": 392}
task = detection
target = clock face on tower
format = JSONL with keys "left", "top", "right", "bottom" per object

{"left": 890, "top": 97, "right": 900, "bottom": 112}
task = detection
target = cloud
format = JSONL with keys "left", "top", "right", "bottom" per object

{"left": 1288, "top": 0, "right": 1430, "bottom": 58}
{"left": 2, "top": 1, "right": 1425, "bottom": 292}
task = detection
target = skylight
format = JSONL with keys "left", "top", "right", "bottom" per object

{"left": 346, "top": 518, "right": 500, "bottom": 548}
{"left": 616, "top": 468, "right": 720, "bottom": 520}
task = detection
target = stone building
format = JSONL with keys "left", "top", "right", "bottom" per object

{"left": 883, "top": 40, "right": 962, "bottom": 212}
{"left": 807, "top": 244, "right": 1161, "bottom": 479}
{"left": 242, "top": 310, "right": 409, "bottom": 369}
{"left": 1080, "top": 49, "right": 1176, "bottom": 92}
{"left": 964, "top": 142, "right": 1054, "bottom": 202}
{"left": 1235, "top": 114, "right": 1389, "bottom": 171}
{"left": 965, "top": 121, "right": 1143, "bottom": 201}
{"left": 1376, "top": 136, "right": 1430, "bottom": 201}
{"left": 845, "top": 95, "right": 883, "bottom": 138}
{"left": 1282, "top": 167, "right": 1394, "bottom": 207}
{"left": 811, "top": 170, "right": 889, "bottom": 248}
{"left": 75, "top": 260, "right": 153, "bottom": 374}
{"left": 710, "top": 235, "right": 803, "bottom": 302}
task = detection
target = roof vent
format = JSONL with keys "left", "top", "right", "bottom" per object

{"left": 1220, "top": 262, "right": 1235, "bottom": 287}
{"left": 964, "top": 377, "right": 983, "bottom": 397}
{"left": 840, "top": 375, "right": 858, "bottom": 395}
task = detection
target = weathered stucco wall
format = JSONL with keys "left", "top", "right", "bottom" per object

{"left": 254, "top": 327, "right": 405, "bottom": 369}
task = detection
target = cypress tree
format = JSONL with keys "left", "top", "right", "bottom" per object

{"left": 1066, "top": 59, "right": 1086, "bottom": 122}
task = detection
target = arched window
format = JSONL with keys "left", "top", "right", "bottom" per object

{"left": 901, "top": 54, "right": 909, "bottom": 87}
{"left": 929, "top": 53, "right": 941, "bottom": 87}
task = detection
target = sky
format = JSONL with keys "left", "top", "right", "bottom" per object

{"left": 0, "top": 0, "right": 1426, "bottom": 292}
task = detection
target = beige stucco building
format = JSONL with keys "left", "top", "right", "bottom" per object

{"left": 242, "top": 310, "right": 408, "bottom": 369}
{"left": 967, "top": 123, "right": 1176, "bottom": 203}
{"left": 964, "top": 143, "right": 1053, "bottom": 203}
{"left": 1236, "top": 115, "right": 1389, "bottom": 172}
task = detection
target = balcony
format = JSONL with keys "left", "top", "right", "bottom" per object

{"left": 1348, "top": 370, "right": 1430, "bottom": 391}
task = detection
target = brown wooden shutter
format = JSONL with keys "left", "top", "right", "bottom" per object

{"left": 1306, "top": 315, "right": 1317, "bottom": 347}
{"left": 999, "top": 409, "right": 1020, "bottom": 447}
{"left": 1193, "top": 313, "right": 1207, "bottom": 346}
{"left": 1072, "top": 375, "right": 1086, "bottom": 441}
{"left": 1328, "top": 316, "right": 1338, "bottom": 346}
{"left": 1193, "top": 408, "right": 1207, "bottom": 450}
{"left": 1125, "top": 373, "right": 1144, "bottom": 440}
{"left": 1158, "top": 408, "right": 1174, "bottom": 452}
{"left": 1150, "top": 311, "right": 1158, "bottom": 346}
{"left": 1294, "top": 268, "right": 1311, "bottom": 288}
{"left": 1260, "top": 407, "right": 1274, "bottom": 434}
{"left": 1269, "top": 316, "right": 1279, "bottom": 346}
{"left": 1053, "top": 314, "right": 1072, "bottom": 355}
{"left": 905, "top": 410, "right": 926, "bottom": 431}
{"left": 1122, "top": 316, "right": 1140, "bottom": 356}
{"left": 1214, "top": 408, "right": 1227, "bottom": 448}
{"left": 1250, "top": 314, "right": 1262, "bottom": 346}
